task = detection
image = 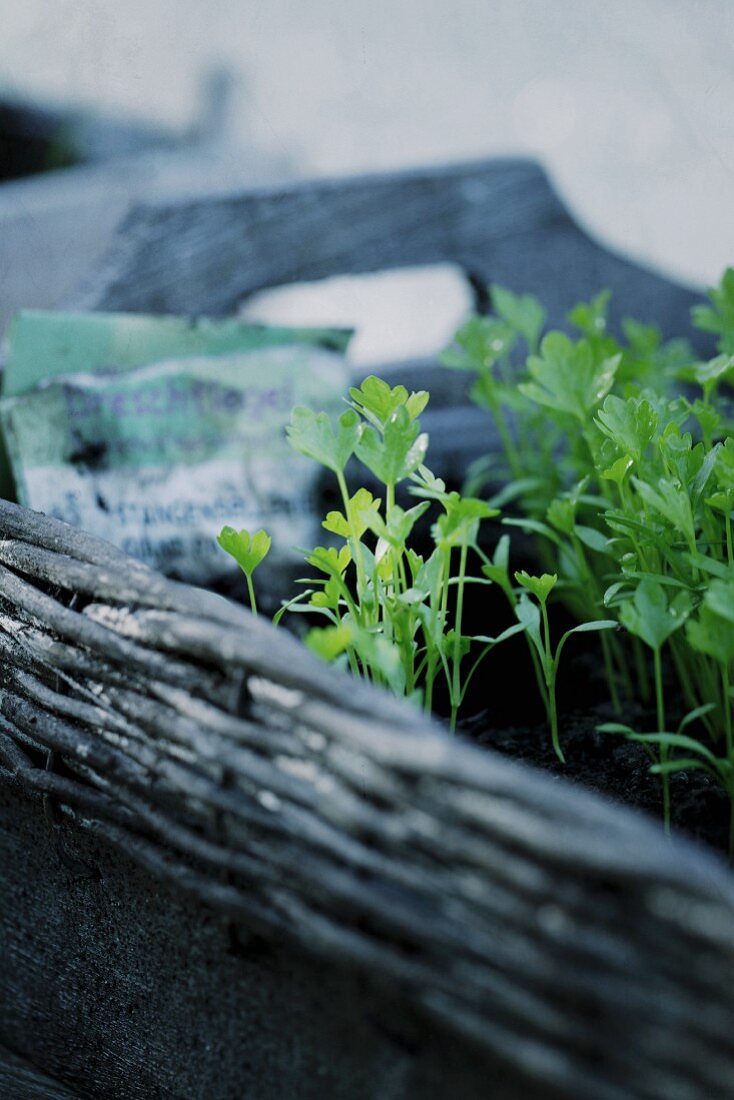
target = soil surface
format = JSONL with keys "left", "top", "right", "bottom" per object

{"left": 439, "top": 524, "right": 733, "bottom": 857}
{"left": 460, "top": 702, "right": 731, "bottom": 856}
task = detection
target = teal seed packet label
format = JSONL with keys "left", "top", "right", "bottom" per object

{"left": 0, "top": 311, "right": 351, "bottom": 583}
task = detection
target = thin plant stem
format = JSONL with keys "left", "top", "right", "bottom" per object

{"left": 722, "top": 663, "right": 733, "bottom": 759}
{"left": 653, "top": 646, "right": 670, "bottom": 835}
{"left": 450, "top": 538, "right": 469, "bottom": 733}
{"left": 540, "top": 599, "right": 564, "bottom": 763}
{"left": 600, "top": 630, "right": 621, "bottom": 715}
{"left": 245, "top": 574, "right": 258, "bottom": 617}
{"left": 336, "top": 469, "right": 368, "bottom": 623}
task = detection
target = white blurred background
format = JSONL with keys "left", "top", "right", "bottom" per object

{"left": 0, "top": 0, "right": 732, "bottom": 293}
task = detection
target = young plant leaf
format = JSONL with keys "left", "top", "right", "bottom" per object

{"left": 618, "top": 578, "right": 691, "bottom": 651}
{"left": 490, "top": 284, "right": 546, "bottom": 352}
{"left": 349, "top": 375, "right": 428, "bottom": 428}
{"left": 441, "top": 314, "right": 516, "bottom": 371}
{"left": 594, "top": 394, "right": 658, "bottom": 464}
{"left": 306, "top": 623, "right": 353, "bottom": 661}
{"left": 286, "top": 407, "right": 360, "bottom": 473}
{"left": 687, "top": 580, "right": 734, "bottom": 664}
{"left": 515, "top": 571, "right": 557, "bottom": 604}
{"left": 520, "top": 333, "right": 620, "bottom": 422}
{"left": 323, "top": 487, "right": 381, "bottom": 539}
{"left": 355, "top": 406, "right": 428, "bottom": 486}
{"left": 217, "top": 526, "right": 271, "bottom": 577}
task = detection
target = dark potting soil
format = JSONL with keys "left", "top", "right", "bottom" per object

{"left": 439, "top": 522, "right": 732, "bottom": 858}
{"left": 460, "top": 703, "right": 731, "bottom": 857}
{"left": 217, "top": 493, "right": 731, "bottom": 858}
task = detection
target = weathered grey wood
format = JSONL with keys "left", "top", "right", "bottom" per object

{"left": 0, "top": 782, "right": 506, "bottom": 1100}
{"left": 74, "top": 157, "right": 708, "bottom": 356}
{"left": 0, "top": 1046, "right": 81, "bottom": 1100}
{"left": 67, "top": 158, "right": 713, "bottom": 495}
{"left": 0, "top": 71, "right": 291, "bottom": 335}
{"left": 1, "top": 500, "right": 734, "bottom": 1099}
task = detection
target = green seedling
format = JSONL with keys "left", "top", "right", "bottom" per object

{"left": 691, "top": 267, "right": 734, "bottom": 354}
{"left": 283, "top": 375, "right": 521, "bottom": 730}
{"left": 217, "top": 526, "right": 272, "bottom": 616}
{"left": 613, "top": 578, "right": 692, "bottom": 831}
{"left": 515, "top": 571, "right": 615, "bottom": 762}
{"left": 443, "top": 268, "right": 734, "bottom": 836}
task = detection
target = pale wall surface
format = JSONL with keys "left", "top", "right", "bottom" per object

{"left": 0, "top": 0, "right": 732, "bottom": 287}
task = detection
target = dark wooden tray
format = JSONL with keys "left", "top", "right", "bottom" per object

{"left": 2, "top": 158, "right": 732, "bottom": 1100}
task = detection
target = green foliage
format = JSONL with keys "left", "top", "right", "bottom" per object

{"left": 595, "top": 394, "right": 658, "bottom": 464}
{"left": 515, "top": 569, "right": 614, "bottom": 761}
{"left": 281, "top": 375, "right": 519, "bottom": 729}
{"left": 217, "top": 526, "right": 271, "bottom": 616}
{"left": 618, "top": 579, "right": 691, "bottom": 653}
{"left": 286, "top": 406, "right": 360, "bottom": 473}
{"left": 218, "top": 268, "right": 734, "bottom": 854}
{"left": 217, "top": 526, "right": 271, "bottom": 576}
{"left": 691, "top": 267, "right": 734, "bottom": 354}
{"left": 354, "top": 405, "right": 428, "bottom": 487}
{"left": 443, "top": 267, "right": 734, "bottom": 848}
{"left": 490, "top": 284, "right": 546, "bottom": 353}
{"left": 515, "top": 570, "right": 557, "bottom": 604}
{"left": 519, "top": 333, "right": 619, "bottom": 423}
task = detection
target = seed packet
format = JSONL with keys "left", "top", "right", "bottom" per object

{"left": 0, "top": 311, "right": 351, "bottom": 584}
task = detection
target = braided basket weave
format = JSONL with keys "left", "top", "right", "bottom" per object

{"left": 2, "top": 498, "right": 734, "bottom": 1099}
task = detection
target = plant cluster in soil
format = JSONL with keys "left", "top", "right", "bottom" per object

{"left": 214, "top": 481, "right": 731, "bottom": 857}
{"left": 395, "top": 517, "right": 731, "bottom": 858}
{"left": 452, "top": 526, "right": 731, "bottom": 857}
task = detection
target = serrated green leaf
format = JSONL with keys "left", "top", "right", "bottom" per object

{"left": 490, "top": 284, "right": 546, "bottom": 351}
{"left": 286, "top": 406, "right": 360, "bottom": 473}
{"left": 632, "top": 476, "right": 695, "bottom": 546}
{"left": 521, "top": 332, "right": 619, "bottom": 422}
{"left": 691, "top": 580, "right": 734, "bottom": 664}
{"left": 309, "top": 575, "right": 343, "bottom": 610}
{"left": 355, "top": 406, "right": 428, "bottom": 486}
{"left": 692, "top": 269, "right": 734, "bottom": 353}
{"left": 714, "top": 437, "right": 734, "bottom": 496}
{"left": 307, "top": 545, "right": 352, "bottom": 577}
{"left": 619, "top": 578, "right": 691, "bottom": 651}
{"left": 433, "top": 494, "right": 498, "bottom": 549}
{"left": 567, "top": 289, "right": 612, "bottom": 339}
{"left": 349, "top": 375, "right": 428, "bottom": 428}
{"left": 594, "top": 394, "right": 658, "bottom": 463}
{"left": 323, "top": 487, "right": 381, "bottom": 540}
{"left": 363, "top": 500, "right": 430, "bottom": 547}
{"left": 600, "top": 454, "right": 634, "bottom": 485}
{"left": 547, "top": 498, "right": 575, "bottom": 536}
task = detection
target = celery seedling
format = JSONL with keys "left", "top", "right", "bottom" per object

{"left": 442, "top": 270, "right": 734, "bottom": 833}
{"left": 283, "top": 375, "right": 520, "bottom": 729}
{"left": 217, "top": 526, "right": 271, "bottom": 616}
{"left": 515, "top": 570, "right": 615, "bottom": 761}
{"left": 608, "top": 579, "right": 691, "bottom": 831}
